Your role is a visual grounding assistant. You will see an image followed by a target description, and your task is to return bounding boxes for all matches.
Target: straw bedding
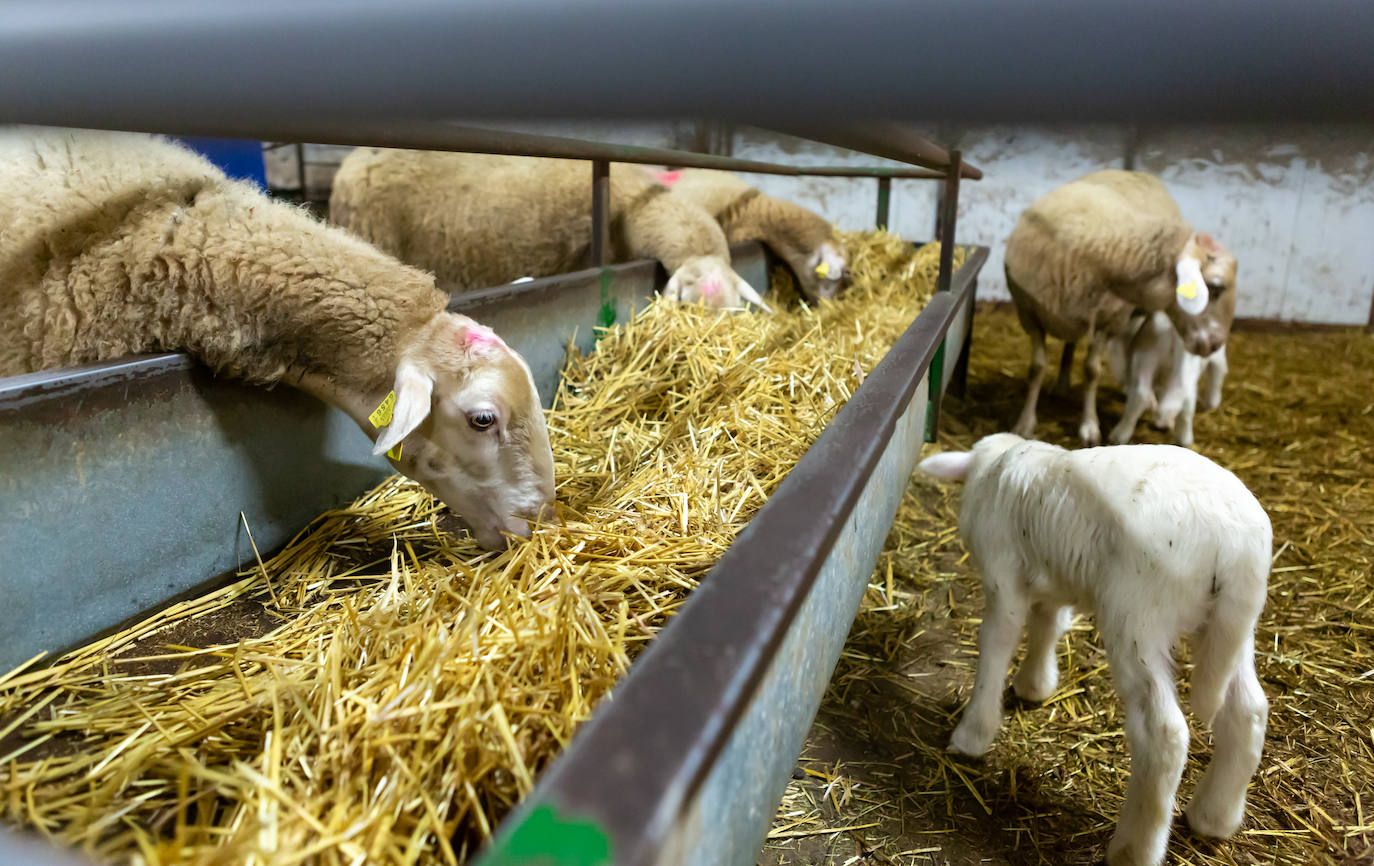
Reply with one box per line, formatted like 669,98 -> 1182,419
0,234 -> 960,865
762,309 -> 1373,866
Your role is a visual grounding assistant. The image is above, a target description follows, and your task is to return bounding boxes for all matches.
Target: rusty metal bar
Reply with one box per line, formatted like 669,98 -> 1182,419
776,123 -> 982,180
875,176 -> 891,229
936,150 -> 961,293
590,159 -> 610,267
0,114 -> 960,181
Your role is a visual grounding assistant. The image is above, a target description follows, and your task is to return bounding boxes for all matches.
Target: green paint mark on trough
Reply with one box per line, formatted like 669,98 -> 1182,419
480,804 -> 613,866
596,268 -> 617,334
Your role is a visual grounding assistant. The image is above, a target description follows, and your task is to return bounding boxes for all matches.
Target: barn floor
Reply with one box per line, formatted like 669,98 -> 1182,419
760,306 -> 1374,866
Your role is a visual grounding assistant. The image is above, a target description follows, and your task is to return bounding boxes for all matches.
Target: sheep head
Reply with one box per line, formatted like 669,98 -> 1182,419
372,313 -> 555,550
798,241 -> 850,301
663,256 -> 772,313
1165,232 -> 1237,358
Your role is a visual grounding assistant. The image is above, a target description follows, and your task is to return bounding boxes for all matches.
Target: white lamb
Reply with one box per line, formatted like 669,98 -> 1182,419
1108,311 -> 1229,447
919,434 -> 1270,866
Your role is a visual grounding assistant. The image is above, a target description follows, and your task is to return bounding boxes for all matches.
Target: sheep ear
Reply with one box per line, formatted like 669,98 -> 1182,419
662,270 -> 684,302
372,362 -> 433,457
917,450 -> 973,482
734,275 -> 773,313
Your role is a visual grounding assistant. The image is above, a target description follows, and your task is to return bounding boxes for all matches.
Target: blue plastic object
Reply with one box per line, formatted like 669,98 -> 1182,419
175,136 -> 267,189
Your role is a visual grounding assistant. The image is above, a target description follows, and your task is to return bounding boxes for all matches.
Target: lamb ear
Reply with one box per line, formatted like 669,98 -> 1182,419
372,362 -> 433,457
662,270 -> 684,302
734,275 -> 774,313
917,450 -> 973,482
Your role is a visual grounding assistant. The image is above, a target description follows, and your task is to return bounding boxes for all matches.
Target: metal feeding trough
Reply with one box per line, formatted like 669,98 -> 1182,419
474,244 -> 985,866
0,240 -> 985,866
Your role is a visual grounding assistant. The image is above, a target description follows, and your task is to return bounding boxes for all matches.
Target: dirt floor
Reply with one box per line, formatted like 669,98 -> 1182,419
760,306 -> 1374,866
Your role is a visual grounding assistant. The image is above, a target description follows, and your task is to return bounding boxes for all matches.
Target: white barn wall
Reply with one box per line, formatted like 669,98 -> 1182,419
732,124 -> 1374,325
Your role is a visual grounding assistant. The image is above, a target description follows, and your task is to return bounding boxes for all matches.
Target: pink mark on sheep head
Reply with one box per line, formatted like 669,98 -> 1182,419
663,256 -> 773,313
372,313 -> 555,550
461,323 -> 506,352
655,170 -> 683,187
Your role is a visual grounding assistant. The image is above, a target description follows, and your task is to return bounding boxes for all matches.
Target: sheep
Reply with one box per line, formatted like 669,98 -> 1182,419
918,433 -> 1270,866
1107,311 -> 1230,447
329,149 -> 770,311
650,167 -> 848,302
1004,169 -> 1238,447
0,126 -> 555,551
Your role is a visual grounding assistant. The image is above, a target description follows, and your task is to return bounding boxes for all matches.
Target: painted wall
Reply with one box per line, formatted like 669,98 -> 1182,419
266,123 -> 1374,325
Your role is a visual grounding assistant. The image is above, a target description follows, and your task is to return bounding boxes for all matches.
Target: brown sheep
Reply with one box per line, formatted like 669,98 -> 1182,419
651,167 -> 848,302
1004,169 -> 1238,447
0,126 -> 554,550
329,149 -> 770,311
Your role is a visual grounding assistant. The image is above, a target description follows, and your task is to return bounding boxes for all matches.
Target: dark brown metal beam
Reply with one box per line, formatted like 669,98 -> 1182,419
775,123 -> 983,180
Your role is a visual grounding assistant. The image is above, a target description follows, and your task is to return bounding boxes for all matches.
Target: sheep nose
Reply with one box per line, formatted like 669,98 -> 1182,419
700,279 -> 722,298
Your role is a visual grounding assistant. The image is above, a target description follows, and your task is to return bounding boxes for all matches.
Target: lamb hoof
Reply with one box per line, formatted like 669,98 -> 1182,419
947,722 -> 995,758
1107,423 -> 1134,446
1079,420 -> 1101,448
1012,671 -> 1057,704
1012,418 -> 1037,438
1105,833 -> 1163,866
1185,801 -> 1244,839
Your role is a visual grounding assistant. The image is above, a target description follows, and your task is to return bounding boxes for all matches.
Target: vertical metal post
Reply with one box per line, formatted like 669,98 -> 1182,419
936,150 -> 960,293
590,159 -> 610,267
1123,125 -> 1140,171
926,150 -> 962,439
294,142 -> 307,200
875,176 -> 891,229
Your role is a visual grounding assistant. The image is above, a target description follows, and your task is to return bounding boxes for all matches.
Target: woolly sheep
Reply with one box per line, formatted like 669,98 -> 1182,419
329,149 -> 770,311
651,167 -> 847,302
1107,311 -> 1229,447
0,126 -> 554,551
919,434 -> 1270,866
1005,170 -> 1238,447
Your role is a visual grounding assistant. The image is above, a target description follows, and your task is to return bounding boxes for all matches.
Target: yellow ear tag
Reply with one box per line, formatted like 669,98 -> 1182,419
369,391 -> 404,460
369,391 -> 396,427
1177,281 -> 1198,300
814,262 -> 830,278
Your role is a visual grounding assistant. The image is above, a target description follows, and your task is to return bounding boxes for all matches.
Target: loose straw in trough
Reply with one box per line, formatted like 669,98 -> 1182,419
0,235 -> 962,865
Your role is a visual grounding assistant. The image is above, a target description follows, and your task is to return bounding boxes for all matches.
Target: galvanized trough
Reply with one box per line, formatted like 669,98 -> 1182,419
0,242 -> 985,864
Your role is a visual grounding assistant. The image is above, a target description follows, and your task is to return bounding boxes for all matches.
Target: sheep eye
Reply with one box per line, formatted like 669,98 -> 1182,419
468,410 -> 497,431
1206,280 -> 1226,297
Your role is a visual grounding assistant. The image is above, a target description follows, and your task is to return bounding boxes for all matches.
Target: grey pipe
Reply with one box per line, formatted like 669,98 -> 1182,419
1,0 -> 1370,129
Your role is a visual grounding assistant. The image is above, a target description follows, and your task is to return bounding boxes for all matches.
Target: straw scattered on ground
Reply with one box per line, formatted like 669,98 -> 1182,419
0,234 -> 960,865
761,308 -> 1374,866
